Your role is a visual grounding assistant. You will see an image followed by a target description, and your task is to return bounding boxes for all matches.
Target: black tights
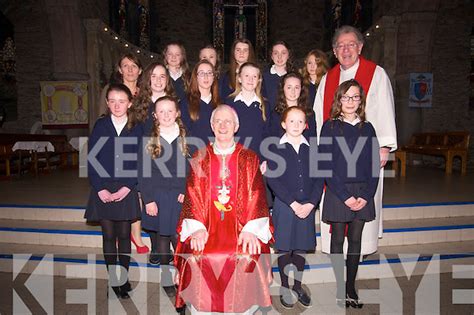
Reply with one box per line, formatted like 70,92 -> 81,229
148,231 -> 177,287
148,231 -> 177,263
329,220 -> 365,299
100,219 -> 131,287
277,251 -> 306,291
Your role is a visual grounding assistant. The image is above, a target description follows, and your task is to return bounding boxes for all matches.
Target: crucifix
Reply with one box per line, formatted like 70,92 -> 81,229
223,0 -> 258,39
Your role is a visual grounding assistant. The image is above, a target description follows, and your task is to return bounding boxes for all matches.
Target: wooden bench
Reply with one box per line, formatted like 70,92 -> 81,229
401,131 -> 470,175
0,134 -> 78,177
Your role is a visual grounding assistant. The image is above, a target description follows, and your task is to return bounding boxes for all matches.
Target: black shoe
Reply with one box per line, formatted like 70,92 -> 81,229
119,289 -> 130,299
122,281 -> 132,292
163,285 -> 177,297
149,254 -> 160,265
346,294 -> 363,308
279,287 -> 296,309
293,286 -> 312,307
108,286 -> 121,299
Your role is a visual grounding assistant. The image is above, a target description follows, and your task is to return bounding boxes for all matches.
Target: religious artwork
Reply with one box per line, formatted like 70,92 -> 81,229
213,0 -> 267,63
409,73 -> 433,108
40,81 -> 89,128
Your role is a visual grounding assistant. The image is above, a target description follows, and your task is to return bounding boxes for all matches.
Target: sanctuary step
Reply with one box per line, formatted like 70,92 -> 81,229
0,216 -> 473,250
1,201 -> 473,222
0,242 -> 472,285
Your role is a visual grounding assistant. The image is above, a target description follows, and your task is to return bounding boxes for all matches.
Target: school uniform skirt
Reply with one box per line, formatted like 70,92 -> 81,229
321,182 -> 375,223
272,197 -> 316,252
141,188 -> 182,236
84,181 -> 141,222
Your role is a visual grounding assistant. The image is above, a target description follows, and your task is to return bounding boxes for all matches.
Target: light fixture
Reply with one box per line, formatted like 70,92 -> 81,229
366,32 -> 370,37
104,27 -> 108,32
114,36 -> 118,40
124,43 -> 129,47
136,50 -> 141,54
375,25 -> 380,29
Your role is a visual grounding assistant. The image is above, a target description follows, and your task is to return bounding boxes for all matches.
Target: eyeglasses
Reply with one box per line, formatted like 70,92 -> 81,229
212,119 -> 234,126
335,42 -> 359,51
197,71 -> 214,78
340,95 -> 361,102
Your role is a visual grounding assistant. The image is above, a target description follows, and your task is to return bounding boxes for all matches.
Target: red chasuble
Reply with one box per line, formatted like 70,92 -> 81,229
323,56 -> 377,121
174,143 -> 272,313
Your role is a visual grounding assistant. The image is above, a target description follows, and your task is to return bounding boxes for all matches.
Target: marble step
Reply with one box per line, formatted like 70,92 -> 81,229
0,216 -> 473,251
0,242 -> 473,285
0,201 -> 473,223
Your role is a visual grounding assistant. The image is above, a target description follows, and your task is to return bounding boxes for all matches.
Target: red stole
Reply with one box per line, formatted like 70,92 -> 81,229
206,150 -> 239,253
323,56 -> 377,121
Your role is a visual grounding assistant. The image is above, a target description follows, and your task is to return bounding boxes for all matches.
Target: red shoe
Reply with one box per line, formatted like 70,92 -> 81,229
131,234 -> 149,254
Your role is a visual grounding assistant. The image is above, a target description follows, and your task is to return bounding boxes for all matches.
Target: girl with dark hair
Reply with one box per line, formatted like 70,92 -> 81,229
180,60 -> 220,149
300,49 -> 329,108
269,72 -> 316,140
134,62 -> 176,132
85,83 -> 143,299
98,53 -> 143,117
262,40 -> 295,110
319,79 -> 380,309
199,44 -> 220,79
219,38 -> 256,100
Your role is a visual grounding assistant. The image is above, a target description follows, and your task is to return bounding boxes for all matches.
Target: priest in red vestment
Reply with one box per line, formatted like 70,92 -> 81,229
174,104 -> 272,314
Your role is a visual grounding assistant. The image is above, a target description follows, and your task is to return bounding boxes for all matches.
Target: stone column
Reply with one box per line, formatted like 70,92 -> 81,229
44,0 -> 89,80
395,1 -> 440,146
83,19 -> 102,132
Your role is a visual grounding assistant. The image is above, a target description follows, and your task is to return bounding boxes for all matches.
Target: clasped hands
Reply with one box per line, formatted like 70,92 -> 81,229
144,194 -> 184,216
290,201 -> 314,219
97,187 -> 131,203
344,196 -> 367,211
189,229 -> 261,255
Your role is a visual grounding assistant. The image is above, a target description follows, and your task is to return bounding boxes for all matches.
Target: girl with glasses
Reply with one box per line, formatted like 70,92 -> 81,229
319,79 -> 380,309
180,60 -> 220,150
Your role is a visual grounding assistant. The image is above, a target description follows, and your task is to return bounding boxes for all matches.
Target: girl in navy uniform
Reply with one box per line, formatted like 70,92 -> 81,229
134,62 -> 177,133
225,62 -> 268,160
262,41 -> 295,110
219,39 -> 256,100
180,60 -> 220,151
269,72 -> 316,140
163,41 -> 190,101
199,45 -> 220,80
138,96 -> 189,290
300,49 -> 329,109
85,84 -> 143,299
319,79 -> 380,308
266,106 -> 323,308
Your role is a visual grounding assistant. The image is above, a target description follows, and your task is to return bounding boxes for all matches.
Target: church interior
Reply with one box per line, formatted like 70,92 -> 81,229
0,0 -> 473,314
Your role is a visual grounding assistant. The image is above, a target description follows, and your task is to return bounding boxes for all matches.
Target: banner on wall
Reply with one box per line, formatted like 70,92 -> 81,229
409,73 -> 433,108
40,81 -> 89,129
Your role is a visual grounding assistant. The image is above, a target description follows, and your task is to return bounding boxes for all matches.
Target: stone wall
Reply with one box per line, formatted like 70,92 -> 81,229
0,0 -> 53,133
150,0 -> 212,63
267,0 -> 326,67
424,1 -> 473,167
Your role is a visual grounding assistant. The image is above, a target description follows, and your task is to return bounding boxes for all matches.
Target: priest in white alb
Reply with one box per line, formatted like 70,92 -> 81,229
314,25 -> 397,255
